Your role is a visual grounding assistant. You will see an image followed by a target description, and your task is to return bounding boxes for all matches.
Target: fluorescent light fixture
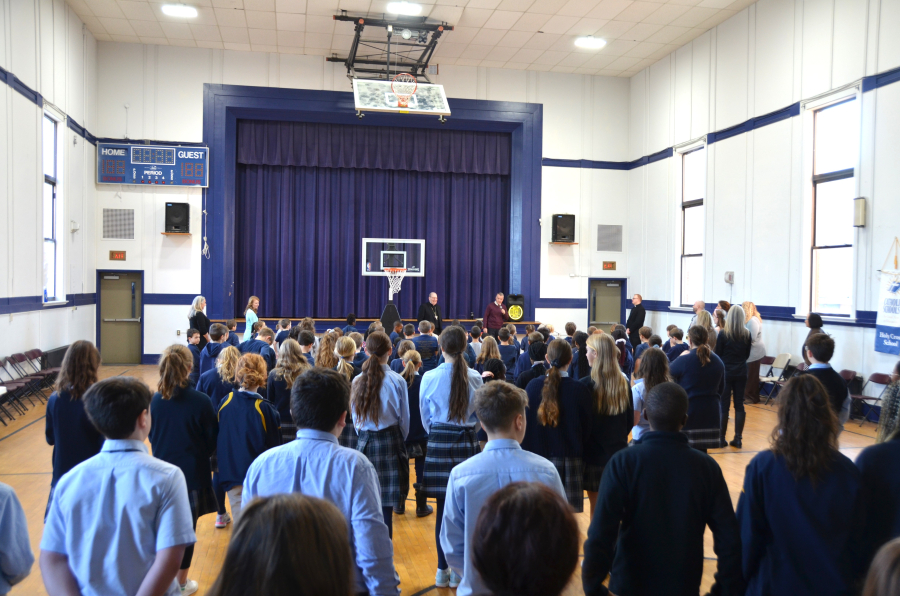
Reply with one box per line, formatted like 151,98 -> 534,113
386,1 -> 422,16
161,4 -> 198,18
574,36 -> 606,49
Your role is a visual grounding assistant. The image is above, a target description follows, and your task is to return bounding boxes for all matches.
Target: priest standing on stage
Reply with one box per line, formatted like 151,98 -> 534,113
417,292 -> 443,334
483,292 -> 509,339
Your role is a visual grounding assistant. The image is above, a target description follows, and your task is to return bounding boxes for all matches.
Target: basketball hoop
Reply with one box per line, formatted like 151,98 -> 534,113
384,268 -> 407,301
391,73 -> 417,108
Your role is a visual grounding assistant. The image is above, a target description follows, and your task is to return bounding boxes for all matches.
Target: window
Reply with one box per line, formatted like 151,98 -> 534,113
42,115 -> 58,302
680,147 -> 705,306
811,99 -> 858,315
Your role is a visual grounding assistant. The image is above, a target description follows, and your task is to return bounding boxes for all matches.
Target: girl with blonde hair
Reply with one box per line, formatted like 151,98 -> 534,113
742,301 -> 766,404
150,344 -> 219,593
695,309 -> 717,351
334,336 -> 362,449
475,336 -> 501,371
580,333 -> 632,514
267,339 -> 311,444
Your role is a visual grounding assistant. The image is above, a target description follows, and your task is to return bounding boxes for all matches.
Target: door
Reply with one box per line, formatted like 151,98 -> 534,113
99,272 -> 142,364
589,280 -> 622,329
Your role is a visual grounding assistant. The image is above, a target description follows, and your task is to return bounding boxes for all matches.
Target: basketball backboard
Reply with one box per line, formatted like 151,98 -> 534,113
353,79 -> 451,116
361,238 -> 425,276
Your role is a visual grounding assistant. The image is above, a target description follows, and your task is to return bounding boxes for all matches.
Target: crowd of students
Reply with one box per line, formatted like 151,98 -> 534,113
2,295 -> 900,596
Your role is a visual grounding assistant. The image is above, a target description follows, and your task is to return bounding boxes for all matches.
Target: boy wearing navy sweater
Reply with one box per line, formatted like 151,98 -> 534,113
582,382 -> 742,596
666,328 -> 689,361
274,319 -> 291,349
239,327 -> 276,372
41,377 -> 195,596
187,329 -> 201,385
497,328 -> 518,381
225,319 -> 241,347
342,314 -> 359,337
199,324 -> 229,377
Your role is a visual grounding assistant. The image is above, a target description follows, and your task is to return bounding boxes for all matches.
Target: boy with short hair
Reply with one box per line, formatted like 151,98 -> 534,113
225,319 -> 241,347
582,382 -> 742,596
351,332 -> 368,367
649,334 -> 663,348
496,328 -> 518,381
662,324 -> 677,355
389,321 -> 403,346
343,314 -> 358,337
240,327 -> 277,372
667,328 -> 688,361
804,333 -> 851,431
41,377 -> 196,596
296,330 -> 316,364
564,322 -> 577,345
199,323 -> 229,376
520,324 -> 536,354
587,326 -> 598,335
414,321 -> 441,373
469,326 -> 483,359
441,381 -> 565,596
187,328 -> 201,384
274,319 -> 291,349
634,326 -> 653,361
242,369 -> 400,596
393,324 -> 417,362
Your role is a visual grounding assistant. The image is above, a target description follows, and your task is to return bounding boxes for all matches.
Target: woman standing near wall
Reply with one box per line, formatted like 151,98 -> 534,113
802,313 -> 825,365
189,296 -> 211,350
242,296 -> 260,342
715,306 -> 753,448
743,301 -> 766,405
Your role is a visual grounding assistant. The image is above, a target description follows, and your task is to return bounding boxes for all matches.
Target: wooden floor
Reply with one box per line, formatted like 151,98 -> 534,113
0,365 -> 878,596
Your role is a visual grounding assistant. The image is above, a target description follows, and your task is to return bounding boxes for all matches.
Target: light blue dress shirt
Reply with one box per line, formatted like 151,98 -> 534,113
420,362 -> 484,432
0,482 -> 32,594
352,364 -> 410,438
40,439 -> 196,596
440,439 -> 566,596
242,429 -> 400,596
631,380 -> 651,441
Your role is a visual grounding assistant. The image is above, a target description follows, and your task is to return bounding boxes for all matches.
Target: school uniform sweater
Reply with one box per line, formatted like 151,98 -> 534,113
196,368 -> 237,410
582,431 -> 742,596
579,377 -> 633,470
226,331 -> 241,347
805,365 -> 850,418
521,375 -> 593,461
198,341 -> 226,377
497,345 -> 518,380
515,363 -> 545,390
216,390 -> 282,490
239,338 -> 276,372
266,370 -> 294,427
667,342 -> 689,361
856,437 -> 900,568
45,390 -> 105,487
188,344 -> 201,382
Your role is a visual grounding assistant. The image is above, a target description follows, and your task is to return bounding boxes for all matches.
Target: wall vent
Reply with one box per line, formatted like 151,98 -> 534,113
102,208 -> 135,240
596,224 -> 623,252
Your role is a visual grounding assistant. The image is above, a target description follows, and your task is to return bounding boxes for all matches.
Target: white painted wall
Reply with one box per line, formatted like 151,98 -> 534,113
626,0 -> 899,381
0,0 -> 97,356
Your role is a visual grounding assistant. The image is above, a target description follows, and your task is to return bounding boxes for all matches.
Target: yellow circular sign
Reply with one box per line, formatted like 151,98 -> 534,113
508,304 -> 523,321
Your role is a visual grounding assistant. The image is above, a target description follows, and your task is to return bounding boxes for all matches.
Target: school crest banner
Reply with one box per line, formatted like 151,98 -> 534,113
875,237 -> 900,355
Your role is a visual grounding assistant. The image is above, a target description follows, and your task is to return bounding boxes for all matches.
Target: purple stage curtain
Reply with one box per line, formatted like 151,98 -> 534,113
234,121 -> 511,320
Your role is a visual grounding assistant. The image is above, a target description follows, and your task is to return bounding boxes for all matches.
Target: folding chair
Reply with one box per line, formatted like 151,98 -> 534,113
22,349 -> 56,394
850,373 -> 892,426
758,356 -> 776,377
0,359 -> 33,413
2,356 -> 45,405
839,369 -> 857,386
760,353 -> 792,404
28,348 -> 60,380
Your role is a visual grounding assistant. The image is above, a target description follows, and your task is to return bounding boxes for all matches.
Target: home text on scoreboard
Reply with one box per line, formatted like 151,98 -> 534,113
97,143 -> 209,187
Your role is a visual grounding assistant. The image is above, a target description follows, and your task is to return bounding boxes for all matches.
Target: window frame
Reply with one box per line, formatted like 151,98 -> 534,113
808,98 -> 857,317
42,113 -> 60,303
679,145 -> 706,308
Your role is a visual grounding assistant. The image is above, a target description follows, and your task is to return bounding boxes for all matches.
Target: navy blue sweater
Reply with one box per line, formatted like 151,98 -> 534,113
188,344 -> 202,382
266,370 -> 293,424
148,386 -> 218,494
667,342 -> 689,361
239,338 -> 276,372
405,374 -> 427,444
521,376 -> 593,460
199,341 -> 226,377
45,390 -> 105,487
413,335 -> 441,373
275,330 -> 290,346
196,368 -> 238,410
737,450 -> 865,596
856,437 -> 900,567
216,390 -> 282,490
498,345 -> 518,380
669,349 -> 725,431
226,331 -> 241,347
579,377 -> 633,469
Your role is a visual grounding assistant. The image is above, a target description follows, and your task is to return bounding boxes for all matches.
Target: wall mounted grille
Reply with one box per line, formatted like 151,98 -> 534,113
102,208 -> 134,240
597,225 -> 623,252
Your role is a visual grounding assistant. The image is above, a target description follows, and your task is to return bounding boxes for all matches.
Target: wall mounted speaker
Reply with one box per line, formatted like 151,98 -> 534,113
165,202 -> 190,233
551,214 -> 575,242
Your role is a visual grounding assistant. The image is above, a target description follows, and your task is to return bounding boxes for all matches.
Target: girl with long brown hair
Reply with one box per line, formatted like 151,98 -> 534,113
736,374 -> 864,596
578,333 -> 633,515
350,331 -> 410,538
668,325 -> 725,452
419,325 -> 484,587
149,344 -> 219,594
45,340 -> 103,514
630,346 -> 670,441
315,331 -> 339,369
520,338 -> 593,512
267,339 -> 311,444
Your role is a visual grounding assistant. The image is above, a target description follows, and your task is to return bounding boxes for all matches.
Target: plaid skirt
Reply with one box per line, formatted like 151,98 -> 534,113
583,463 -> 605,493
548,456 -> 585,512
422,423 -> 481,498
357,425 -> 409,506
339,422 -> 358,450
682,428 -> 721,450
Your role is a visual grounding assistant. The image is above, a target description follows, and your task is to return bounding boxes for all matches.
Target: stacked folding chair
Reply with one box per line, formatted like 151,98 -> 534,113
760,353 -> 792,404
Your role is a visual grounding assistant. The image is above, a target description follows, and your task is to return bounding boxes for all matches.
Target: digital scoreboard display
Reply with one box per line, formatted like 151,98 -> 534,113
97,143 -> 209,187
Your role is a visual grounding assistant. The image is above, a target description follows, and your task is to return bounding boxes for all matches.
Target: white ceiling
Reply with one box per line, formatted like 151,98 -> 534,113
68,0 -> 757,78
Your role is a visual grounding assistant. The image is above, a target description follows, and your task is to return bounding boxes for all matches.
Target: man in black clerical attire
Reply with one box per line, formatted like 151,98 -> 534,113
625,293 -> 646,350
417,292 -> 443,334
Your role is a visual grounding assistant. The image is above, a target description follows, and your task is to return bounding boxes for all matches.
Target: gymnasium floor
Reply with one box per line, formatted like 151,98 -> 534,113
0,365 -> 878,596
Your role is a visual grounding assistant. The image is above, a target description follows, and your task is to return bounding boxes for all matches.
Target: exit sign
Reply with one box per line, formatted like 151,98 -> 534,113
603,261 -> 616,270
109,251 -> 126,261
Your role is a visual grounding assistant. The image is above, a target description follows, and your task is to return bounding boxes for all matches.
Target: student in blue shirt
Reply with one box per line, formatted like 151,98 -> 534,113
274,319 -> 291,350
420,326 -> 484,588
350,332 -> 410,536
0,482 -> 33,594
199,323 -> 229,377
44,340 -> 104,517
352,336 -> 369,368
239,327 -> 276,373
390,340 -> 414,373
497,328 -> 519,380
516,341 -> 548,390
389,320 -> 403,346
267,339 -> 312,444
515,332 -> 543,379
224,319 -> 241,348
217,353 -> 282,521
413,320 -> 441,373
628,347 -> 669,444
150,345 -> 219,596
392,325 -> 416,362
571,330 -> 588,381
186,328 -> 201,385
667,327 -> 689,361
441,381 -> 565,596
242,368 -> 401,596
737,374 -> 866,596
633,326 -> 653,362
334,337 -> 363,450
342,314 -> 359,337
40,376 -> 196,596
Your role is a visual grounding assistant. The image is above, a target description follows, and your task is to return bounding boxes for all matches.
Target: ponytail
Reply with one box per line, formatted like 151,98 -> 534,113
539,339 -> 572,428
401,349 -> 422,387
440,327 -> 471,423
689,326 -> 711,366
335,358 -> 354,381
350,332 -> 391,426
334,336 -> 357,381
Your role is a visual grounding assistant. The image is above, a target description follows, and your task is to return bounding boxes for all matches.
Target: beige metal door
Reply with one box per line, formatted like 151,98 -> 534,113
590,280 -> 622,328
99,272 -> 142,364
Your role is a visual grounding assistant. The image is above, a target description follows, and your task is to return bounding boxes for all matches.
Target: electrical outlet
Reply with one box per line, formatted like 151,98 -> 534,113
176,329 -> 181,336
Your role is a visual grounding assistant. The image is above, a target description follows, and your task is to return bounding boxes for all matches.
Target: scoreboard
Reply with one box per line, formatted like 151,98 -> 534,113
97,143 -> 209,187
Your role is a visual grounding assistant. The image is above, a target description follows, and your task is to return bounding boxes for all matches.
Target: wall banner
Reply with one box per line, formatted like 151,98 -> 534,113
875,237 -> 900,355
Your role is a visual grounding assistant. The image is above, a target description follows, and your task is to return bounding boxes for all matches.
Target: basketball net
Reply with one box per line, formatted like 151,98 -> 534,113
391,73 -> 417,108
385,268 -> 406,301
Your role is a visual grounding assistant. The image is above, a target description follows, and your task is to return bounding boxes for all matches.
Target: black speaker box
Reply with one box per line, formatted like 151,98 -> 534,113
551,214 -> 575,242
507,294 -> 525,321
165,202 -> 190,233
